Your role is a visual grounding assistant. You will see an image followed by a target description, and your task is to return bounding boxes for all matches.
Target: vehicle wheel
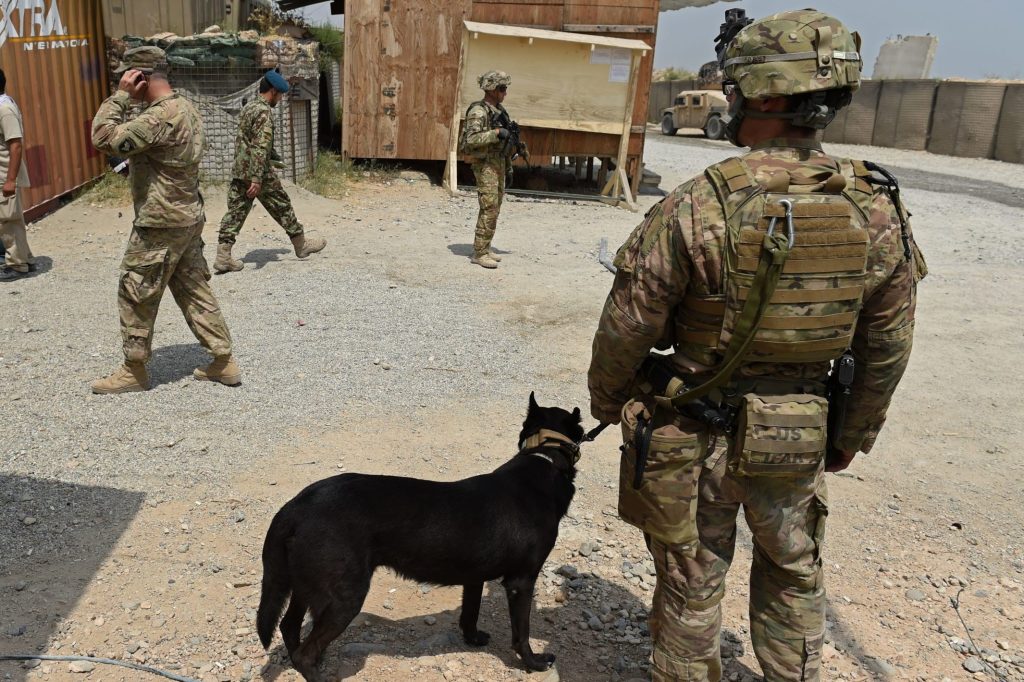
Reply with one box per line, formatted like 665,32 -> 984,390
704,115 -> 725,140
661,115 -> 678,136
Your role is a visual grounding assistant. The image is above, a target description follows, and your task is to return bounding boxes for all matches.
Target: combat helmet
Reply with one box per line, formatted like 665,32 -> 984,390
719,9 -> 862,143
478,70 -> 511,92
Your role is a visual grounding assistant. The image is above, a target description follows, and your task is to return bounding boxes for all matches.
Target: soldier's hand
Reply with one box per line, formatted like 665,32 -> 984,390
246,181 -> 262,199
118,69 -> 148,99
496,128 -> 510,140
825,449 -> 856,472
2,179 -> 15,197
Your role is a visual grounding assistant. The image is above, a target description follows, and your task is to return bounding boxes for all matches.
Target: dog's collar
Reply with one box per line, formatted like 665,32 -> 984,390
518,429 -> 581,469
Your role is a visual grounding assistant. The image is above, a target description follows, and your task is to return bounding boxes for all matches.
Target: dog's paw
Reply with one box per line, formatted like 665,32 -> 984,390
463,629 -> 491,647
523,652 -> 556,671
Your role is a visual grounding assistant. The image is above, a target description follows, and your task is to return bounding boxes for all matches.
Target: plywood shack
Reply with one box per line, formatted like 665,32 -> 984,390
449,22 -> 649,207
340,0 -> 658,179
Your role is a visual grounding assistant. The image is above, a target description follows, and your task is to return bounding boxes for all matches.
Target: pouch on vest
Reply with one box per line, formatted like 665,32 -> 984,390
618,399 -> 708,545
734,393 -> 828,477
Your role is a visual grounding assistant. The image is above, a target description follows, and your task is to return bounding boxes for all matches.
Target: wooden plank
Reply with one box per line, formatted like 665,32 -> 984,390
602,50 -> 640,210
563,24 -> 655,33
342,0 -> 381,158
462,20 -> 649,50
446,24 -> 470,193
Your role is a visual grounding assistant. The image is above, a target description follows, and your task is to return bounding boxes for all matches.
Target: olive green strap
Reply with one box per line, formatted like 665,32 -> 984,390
667,228 -> 791,409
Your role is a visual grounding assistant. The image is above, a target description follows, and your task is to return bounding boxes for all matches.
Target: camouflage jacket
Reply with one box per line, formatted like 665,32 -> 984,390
588,138 -> 927,454
92,91 -> 205,228
231,97 -> 283,182
462,100 -> 509,163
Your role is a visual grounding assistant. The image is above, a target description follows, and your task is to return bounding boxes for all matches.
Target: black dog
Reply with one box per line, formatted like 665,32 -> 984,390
256,393 -> 585,681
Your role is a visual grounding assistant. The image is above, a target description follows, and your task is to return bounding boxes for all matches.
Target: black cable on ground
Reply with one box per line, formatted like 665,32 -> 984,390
0,654 -> 201,682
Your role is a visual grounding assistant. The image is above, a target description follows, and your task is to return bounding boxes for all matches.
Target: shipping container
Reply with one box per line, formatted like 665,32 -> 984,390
101,0 -> 254,38
0,0 -> 108,221
340,0 -> 658,186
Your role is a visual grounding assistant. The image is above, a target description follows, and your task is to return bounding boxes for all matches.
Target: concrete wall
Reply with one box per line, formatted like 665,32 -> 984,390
872,35 -> 937,80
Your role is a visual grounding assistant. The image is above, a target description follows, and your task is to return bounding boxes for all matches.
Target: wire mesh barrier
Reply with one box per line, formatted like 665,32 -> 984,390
168,64 -> 318,183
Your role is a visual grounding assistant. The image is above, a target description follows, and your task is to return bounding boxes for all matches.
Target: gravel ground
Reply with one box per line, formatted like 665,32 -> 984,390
2,134 -> 1024,682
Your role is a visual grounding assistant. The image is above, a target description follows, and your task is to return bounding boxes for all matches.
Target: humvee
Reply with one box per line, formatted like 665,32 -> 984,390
660,89 -> 729,140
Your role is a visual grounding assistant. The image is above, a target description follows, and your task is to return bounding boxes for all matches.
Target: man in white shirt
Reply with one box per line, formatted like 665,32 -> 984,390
0,68 -> 34,281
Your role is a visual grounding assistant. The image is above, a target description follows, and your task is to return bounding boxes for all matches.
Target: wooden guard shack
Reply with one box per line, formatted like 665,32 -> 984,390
341,0 -> 659,192
449,22 -> 649,207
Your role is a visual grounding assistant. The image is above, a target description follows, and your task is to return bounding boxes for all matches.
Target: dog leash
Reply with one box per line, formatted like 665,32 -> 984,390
580,422 -> 610,443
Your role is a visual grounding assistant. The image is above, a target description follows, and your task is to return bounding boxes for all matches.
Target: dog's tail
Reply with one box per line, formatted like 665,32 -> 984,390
256,511 -> 293,649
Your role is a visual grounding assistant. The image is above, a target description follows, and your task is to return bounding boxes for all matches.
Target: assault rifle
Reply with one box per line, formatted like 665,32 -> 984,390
494,109 -> 531,186
714,8 -> 752,65
825,351 -> 855,468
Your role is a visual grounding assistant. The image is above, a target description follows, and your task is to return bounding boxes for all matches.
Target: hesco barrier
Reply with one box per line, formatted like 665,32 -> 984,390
929,81 -> 1006,158
994,84 -> 1024,164
1,0 -> 108,220
650,77 -> 1024,163
872,80 -> 936,151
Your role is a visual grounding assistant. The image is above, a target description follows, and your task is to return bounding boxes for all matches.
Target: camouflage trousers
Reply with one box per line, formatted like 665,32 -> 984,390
119,222 -> 233,363
218,176 -> 303,245
646,438 -> 828,682
472,158 -> 506,257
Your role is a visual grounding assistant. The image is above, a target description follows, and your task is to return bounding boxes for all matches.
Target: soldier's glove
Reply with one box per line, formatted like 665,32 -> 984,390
825,449 -> 857,472
496,128 -> 510,140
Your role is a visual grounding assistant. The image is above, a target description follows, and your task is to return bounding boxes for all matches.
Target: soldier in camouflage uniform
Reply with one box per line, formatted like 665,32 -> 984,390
91,46 -> 240,393
461,70 -> 518,269
588,11 -> 926,681
213,70 -> 326,273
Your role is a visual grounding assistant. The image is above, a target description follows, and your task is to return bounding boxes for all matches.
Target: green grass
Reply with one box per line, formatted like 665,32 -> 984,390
299,151 -> 401,200
80,172 -> 132,206
308,23 -> 343,73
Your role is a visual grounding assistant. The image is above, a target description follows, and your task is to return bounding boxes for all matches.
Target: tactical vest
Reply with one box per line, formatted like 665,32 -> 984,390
675,156 -> 875,366
458,100 -> 496,157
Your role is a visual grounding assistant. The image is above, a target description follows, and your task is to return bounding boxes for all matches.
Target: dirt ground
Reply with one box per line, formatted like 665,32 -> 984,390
2,134 -> 1023,682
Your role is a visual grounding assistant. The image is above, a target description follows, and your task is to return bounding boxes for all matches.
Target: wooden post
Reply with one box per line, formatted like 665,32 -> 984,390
601,51 -> 641,211
574,156 -> 582,179
586,156 -> 594,182
444,26 -> 470,195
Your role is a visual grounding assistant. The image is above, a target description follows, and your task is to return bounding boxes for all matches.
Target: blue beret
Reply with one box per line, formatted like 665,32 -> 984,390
264,70 -> 289,93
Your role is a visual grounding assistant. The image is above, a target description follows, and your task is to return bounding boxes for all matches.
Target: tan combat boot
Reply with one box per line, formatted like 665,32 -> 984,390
471,252 -> 499,269
488,249 -> 502,262
91,362 -> 150,394
290,233 -> 327,259
213,243 -> 244,273
193,355 -> 242,386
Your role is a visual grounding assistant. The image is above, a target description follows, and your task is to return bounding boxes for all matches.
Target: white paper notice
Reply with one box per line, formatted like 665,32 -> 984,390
590,47 -> 611,65
609,64 -> 630,83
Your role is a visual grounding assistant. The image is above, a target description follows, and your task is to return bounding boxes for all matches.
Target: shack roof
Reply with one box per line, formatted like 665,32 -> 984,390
463,20 -> 650,54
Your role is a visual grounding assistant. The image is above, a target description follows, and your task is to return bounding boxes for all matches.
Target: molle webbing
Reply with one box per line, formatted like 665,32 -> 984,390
687,156 -> 870,367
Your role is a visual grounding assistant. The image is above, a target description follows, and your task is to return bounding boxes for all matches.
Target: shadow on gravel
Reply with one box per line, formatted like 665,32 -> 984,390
0,475 -> 145,682
446,244 -> 511,259
446,243 -> 474,258
261,577 -> 653,682
241,248 -> 291,270
1,256 -> 53,282
149,343 -> 211,387
825,604 -> 891,679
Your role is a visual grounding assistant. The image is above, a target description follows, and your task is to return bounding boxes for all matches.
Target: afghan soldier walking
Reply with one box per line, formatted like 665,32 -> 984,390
588,10 -> 926,681
214,70 -> 326,273
91,47 -> 240,394
460,70 -> 519,269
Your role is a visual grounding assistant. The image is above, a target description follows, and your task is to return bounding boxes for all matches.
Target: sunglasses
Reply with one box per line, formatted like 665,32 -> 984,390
721,81 -> 737,97
496,85 -> 508,92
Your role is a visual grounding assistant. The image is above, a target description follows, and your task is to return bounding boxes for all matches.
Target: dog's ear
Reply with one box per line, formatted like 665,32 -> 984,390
572,407 -> 581,422
528,391 -> 539,412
